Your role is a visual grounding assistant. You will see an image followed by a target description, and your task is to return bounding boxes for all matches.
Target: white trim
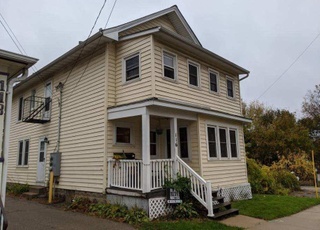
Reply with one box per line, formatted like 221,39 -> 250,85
119,27 -> 161,41
36,137 -> 47,183
187,60 -> 200,88
113,122 -> 134,145
162,49 -> 177,81
226,76 -> 235,99
107,98 -> 252,123
17,138 -> 30,167
122,52 -> 141,84
208,68 -> 220,94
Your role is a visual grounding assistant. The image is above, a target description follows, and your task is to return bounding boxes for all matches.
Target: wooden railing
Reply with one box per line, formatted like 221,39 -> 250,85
107,159 -> 142,190
150,159 -> 174,190
176,156 -> 214,217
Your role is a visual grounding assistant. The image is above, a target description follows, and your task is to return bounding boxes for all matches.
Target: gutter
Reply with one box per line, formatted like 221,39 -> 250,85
239,73 -> 250,81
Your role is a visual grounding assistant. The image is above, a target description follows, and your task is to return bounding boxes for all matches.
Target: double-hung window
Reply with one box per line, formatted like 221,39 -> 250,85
179,127 -> 189,158
209,70 -> 219,93
163,51 -> 176,80
207,125 -> 239,159
150,131 -> 157,156
227,78 -> 234,98
124,54 -> 140,82
116,127 -> 131,144
18,97 -> 24,121
188,62 -> 199,87
18,139 -> 29,166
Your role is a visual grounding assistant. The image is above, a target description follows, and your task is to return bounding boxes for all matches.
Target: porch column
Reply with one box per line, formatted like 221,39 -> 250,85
170,117 -> 178,178
142,111 -> 151,193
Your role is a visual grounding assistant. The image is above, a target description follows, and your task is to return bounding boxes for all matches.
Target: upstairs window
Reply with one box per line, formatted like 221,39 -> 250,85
227,79 -> 234,98
18,139 -> 29,166
124,54 -> 140,82
188,62 -> 199,87
163,51 -> 176,80
18,97 -> 24,121
209,70 -> 219,93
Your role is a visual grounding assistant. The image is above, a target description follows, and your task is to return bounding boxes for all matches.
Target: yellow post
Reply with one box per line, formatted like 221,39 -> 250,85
312,150 -> 319,198
48,171 -> 54,203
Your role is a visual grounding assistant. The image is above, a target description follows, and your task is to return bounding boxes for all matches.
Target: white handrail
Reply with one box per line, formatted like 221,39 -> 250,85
176,156 -> 214,217
150,159 -> 174,190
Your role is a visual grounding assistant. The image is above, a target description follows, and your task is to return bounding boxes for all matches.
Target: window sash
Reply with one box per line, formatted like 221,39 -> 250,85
166,129 -> 171,159
18,139 -> 29,166
116,127 -> 131,143
227,79 -> 234,97
24,140 -> 29,165
188,64 -> 198,86
210,72 -> 218,92
163,52 -> 175,79
207,127 -> 217,158
18,97 -> 23,121
150,131 -> 157,156
219,128 -> 228,158
229,130 -> 238,158
125,55 -> 139,81
18,141 -> 23,165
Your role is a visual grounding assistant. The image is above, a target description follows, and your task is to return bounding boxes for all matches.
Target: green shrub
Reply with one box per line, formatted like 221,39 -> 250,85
68,197 -> 92,212
124,207 -> 149,224
7,183 -> 29,195
163,175 -> 192,201
172,202 -> 199,219
247,158 -> 264,193
272,170 -> 300,191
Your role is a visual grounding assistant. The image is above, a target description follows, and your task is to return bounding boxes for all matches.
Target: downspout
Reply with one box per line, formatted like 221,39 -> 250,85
239,73 -> 249,81
55,82 -> 64,152
1,69 -> 29,206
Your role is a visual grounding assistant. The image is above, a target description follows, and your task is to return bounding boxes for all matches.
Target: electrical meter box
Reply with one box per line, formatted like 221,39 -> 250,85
50,152 -> 61,176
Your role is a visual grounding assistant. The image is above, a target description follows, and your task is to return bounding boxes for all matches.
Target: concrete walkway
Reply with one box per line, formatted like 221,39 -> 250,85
5,197 -> 134,230
221,204 -> 320,230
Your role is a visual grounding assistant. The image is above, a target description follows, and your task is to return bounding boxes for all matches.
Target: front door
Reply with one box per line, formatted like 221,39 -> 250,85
36,139 -> 46,182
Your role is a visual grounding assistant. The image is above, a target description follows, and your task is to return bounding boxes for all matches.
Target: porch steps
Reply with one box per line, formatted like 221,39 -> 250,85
210,190 -> 239,219
22,185 -> 46,199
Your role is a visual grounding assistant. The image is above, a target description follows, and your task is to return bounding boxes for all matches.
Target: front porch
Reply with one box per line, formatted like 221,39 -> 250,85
107,102 -> 215,217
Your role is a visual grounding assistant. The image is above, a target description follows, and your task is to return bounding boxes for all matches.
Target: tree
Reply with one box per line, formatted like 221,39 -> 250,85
243,101 -> 312,166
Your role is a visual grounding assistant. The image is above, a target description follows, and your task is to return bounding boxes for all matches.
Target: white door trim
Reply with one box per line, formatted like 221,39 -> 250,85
36,137 -> 47,183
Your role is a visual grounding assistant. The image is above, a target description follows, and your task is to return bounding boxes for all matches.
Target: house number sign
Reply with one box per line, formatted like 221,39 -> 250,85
167,188 -> 182,204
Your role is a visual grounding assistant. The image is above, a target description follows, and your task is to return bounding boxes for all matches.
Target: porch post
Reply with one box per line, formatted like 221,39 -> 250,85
170,117 -> 178,178
142,110 -> 151,193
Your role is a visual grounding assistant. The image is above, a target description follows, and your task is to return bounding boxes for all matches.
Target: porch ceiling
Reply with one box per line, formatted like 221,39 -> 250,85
107,97 -> 252,123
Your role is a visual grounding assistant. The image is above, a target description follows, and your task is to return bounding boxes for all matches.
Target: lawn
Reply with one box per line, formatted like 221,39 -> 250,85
233,194 -> 320,220
140,219 -> 242,230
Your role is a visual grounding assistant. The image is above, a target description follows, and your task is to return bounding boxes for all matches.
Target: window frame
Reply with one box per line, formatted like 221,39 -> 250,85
226,77 -> 235,99
18,96 -> 24,121
178,126 -> 191,160
208,69 -> 219,94
206,123 -> 240,160
187,60 -> 200,88
114,122 -> 134,145
162,50 -> 177,81
17,139 -> 30,167
122,53 -> 141,84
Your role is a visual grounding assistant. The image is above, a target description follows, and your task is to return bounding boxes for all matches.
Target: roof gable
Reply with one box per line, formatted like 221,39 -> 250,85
103,5 -> 202,46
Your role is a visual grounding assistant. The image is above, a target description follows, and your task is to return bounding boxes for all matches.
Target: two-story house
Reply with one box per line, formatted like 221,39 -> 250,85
8,6 -> 251,218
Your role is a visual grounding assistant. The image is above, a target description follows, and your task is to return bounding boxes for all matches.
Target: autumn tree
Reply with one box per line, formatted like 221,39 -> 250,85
243,101 -> 312,166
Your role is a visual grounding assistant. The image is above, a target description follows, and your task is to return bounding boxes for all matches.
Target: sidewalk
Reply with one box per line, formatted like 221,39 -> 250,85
220,204 -> 320,230
6,196 -> 134,230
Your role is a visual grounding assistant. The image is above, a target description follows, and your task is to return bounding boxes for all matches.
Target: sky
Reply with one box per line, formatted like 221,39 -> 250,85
1,0 -> 320,117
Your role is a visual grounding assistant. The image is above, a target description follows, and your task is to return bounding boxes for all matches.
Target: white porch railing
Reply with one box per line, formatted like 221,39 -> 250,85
150,159 -> 174,190
176,156 -> 214,217
107,159 -> 142,190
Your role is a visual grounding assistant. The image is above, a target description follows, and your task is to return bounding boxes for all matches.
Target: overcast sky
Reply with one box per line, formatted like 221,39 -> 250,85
1,0 -> 320,117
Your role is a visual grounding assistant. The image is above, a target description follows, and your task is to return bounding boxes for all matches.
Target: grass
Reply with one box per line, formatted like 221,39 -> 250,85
140,219 -> 242,230
233,194 -> 320,220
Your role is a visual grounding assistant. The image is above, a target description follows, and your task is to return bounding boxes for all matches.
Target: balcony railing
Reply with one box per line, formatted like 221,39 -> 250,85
23,96 -> 51,124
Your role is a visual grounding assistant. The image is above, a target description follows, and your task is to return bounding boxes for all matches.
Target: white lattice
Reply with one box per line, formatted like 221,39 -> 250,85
148,197 -> 173,219
219,183 -> 252,202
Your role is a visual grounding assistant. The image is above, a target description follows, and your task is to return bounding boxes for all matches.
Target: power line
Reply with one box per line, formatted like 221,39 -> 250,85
257,31 -> 320,100
63,0 -> 118,103
0,19 -> 24,55
104,0 -> 118,29
63,0 -> 107,86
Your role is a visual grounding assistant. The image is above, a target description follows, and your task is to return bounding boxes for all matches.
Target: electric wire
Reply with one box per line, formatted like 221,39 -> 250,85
104,0 -> 118,29
257,31 -> 320,100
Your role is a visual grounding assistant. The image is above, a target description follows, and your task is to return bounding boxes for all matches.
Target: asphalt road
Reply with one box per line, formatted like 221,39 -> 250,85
5,197 -> 135,230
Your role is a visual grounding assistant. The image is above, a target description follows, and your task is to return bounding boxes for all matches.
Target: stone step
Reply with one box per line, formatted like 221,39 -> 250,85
29,186 -> 46,195
211,208 -> 239,219
22,192 -> 39,199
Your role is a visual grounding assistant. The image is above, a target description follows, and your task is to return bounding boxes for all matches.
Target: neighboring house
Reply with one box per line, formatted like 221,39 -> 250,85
7,6 -> 252,218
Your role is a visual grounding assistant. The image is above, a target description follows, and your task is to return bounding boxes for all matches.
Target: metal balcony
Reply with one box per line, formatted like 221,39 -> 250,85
22,96 -> 51,124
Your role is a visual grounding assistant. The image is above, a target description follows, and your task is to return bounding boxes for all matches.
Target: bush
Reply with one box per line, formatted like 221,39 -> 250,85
272,170 -> 300,191
163,175 -> 192,201
172,202 -> 199,219
124,207 -> 149,224
7,183 -> 29,195
68,197 -> 92,212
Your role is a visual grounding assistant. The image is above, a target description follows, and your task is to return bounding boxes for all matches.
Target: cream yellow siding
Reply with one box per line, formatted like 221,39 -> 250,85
114,36 -> 153,106
8,48 -> 106,193
119,15 -> 177,37
198,115 -> 248,188
154,39 -> 242,116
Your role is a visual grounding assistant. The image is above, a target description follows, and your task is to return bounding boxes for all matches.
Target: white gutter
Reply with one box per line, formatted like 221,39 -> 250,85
1,68 -> 29,206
